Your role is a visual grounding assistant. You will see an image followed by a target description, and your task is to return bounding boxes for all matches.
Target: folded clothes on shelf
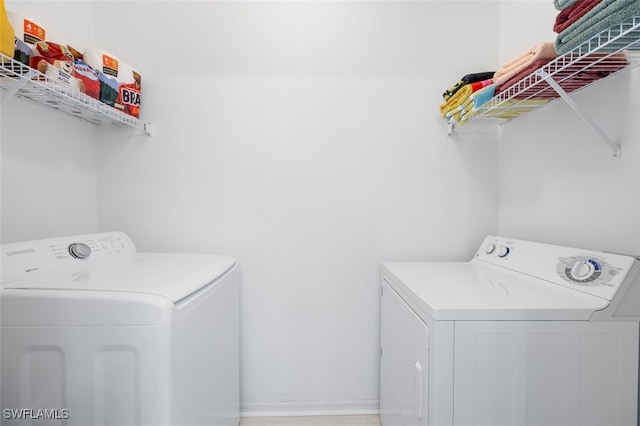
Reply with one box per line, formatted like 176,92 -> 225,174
554,0 -> 603,33
440,83 -> 496,125
441,1 -> 638,128
440,78 -> 493,121
554,0 -> 581,11
442,71 -> 495,101
493,42 -> 558,87
457,84 -> 497,124
495,58 -> 555,96
555,0 -> 640,54
496,53 -> 627,98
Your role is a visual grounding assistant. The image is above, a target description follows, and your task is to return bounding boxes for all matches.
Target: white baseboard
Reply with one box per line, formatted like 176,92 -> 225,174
240,400 -> 379,417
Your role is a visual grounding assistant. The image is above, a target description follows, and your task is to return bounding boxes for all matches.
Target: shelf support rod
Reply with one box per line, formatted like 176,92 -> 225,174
0,76 -> 29,105
447,119 -> 455,136
540,72 -> 621,159
143,122 -> 153,136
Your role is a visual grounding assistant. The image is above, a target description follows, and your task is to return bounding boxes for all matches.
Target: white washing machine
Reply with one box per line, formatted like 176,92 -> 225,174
0,231 -> 239,426
380,235 -> 640,426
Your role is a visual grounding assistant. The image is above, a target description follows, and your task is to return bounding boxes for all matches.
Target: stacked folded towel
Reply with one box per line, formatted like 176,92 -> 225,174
554,0 -> 581,10
440,42 -> 558,125
495,52 -> 627,97
440,74 -> 496,124
494,42 -> 559,88
442,71 -> 494,101
439,2 -> 637,126
554,0 -> 603,33
495,58 -> 555,96
554,0 -> 640,54
458,84 -> 497,124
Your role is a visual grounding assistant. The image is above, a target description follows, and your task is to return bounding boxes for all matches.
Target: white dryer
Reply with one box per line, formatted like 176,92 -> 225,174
0,232 -> 239,426
380,235 -> 640,426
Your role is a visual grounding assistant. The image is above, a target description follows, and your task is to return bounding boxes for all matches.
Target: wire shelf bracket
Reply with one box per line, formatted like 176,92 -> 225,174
540,70 -> 621,159
0,71 -> 29,104
445,16 -> 640,159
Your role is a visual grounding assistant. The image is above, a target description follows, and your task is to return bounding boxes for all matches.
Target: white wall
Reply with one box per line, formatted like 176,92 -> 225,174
7,0 -> 638,417
2,0 -> 638,416
1,1 -> 98,243
95,1 -> 499,414
496,3 -> 640,256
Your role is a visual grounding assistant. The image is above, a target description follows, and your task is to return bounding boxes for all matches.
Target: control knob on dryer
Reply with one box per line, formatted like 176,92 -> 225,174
68,243 -> 91,259
569,260 -> 596,281
497,245 -> 510,258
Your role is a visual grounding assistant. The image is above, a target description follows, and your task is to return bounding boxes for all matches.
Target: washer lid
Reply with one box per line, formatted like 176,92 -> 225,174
3,253 -> 236,303
381,261 -> 610,321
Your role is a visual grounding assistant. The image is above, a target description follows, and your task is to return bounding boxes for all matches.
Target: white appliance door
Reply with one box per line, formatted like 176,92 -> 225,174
380,279 -> 429,426
453,321 -> 639,426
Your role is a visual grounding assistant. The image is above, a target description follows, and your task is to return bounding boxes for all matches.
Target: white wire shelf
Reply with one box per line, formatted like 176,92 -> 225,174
468,16 -> 640,125
0,53 -> 151,135
447,15 -> 640,159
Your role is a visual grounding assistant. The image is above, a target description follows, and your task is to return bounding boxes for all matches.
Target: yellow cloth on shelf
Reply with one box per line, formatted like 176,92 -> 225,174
0,0 -> 15,58
448,97 -> 474,124
455,84 -> 497,124
439,84 -> 472,119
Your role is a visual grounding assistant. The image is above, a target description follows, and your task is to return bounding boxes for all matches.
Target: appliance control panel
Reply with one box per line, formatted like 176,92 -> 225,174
474,235 -> 637,301
1,232 -> 136,282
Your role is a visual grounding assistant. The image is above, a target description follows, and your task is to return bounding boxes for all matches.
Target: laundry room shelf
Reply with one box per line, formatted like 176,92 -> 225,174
0,53 -> 151,135
449,15 -> 640,159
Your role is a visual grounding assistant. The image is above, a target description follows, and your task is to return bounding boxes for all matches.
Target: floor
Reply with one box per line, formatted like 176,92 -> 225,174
240,415 -> 381,426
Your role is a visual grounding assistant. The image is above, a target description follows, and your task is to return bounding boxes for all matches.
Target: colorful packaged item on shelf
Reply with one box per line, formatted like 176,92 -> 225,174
83,48 -> 122,108
66,46 -> 100,100
115,62 -> 141,118
6,11 -> 46,66
29,41 -> 81,92
71,60 -> 100,100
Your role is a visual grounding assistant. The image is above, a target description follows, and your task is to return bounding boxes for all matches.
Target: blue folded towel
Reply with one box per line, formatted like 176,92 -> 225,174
471,84 -> 497,110
457,84 -> 497,124
555,0 -> 640,54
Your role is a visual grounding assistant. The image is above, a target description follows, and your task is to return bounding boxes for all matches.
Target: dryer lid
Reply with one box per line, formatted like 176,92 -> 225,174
382,235 -> 640,321
382,261 -> 610,321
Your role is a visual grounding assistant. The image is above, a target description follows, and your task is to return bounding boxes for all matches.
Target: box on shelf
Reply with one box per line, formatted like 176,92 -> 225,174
30,41 -> 84,93
84,48 -> 123,108
66,46 -> 100,100
115,62 -> 141,118
6,11 -> 46,67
